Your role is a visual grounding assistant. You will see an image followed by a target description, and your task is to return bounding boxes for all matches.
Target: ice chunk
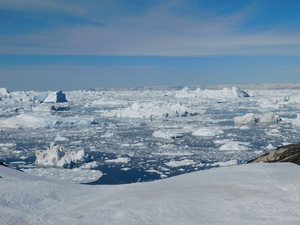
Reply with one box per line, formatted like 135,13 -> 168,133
105,157 -> 131,163
165,159 -> 196,167
35,143 -> 92,168
234,112 -> 281,125
33,94 -> 48,103
219,141 -> 248,151
152,130 -> 183,139
54,135 -> 69,142
0,87 -> 10,98
211,160 -> 238,167
192,127 -> 224,137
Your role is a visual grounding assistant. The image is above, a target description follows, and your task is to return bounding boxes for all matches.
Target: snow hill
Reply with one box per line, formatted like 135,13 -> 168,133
1,163 -> 300,225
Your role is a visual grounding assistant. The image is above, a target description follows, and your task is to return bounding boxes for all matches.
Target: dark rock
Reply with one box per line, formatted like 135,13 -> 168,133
0,161 -> 23,172
248,142 -> 300,165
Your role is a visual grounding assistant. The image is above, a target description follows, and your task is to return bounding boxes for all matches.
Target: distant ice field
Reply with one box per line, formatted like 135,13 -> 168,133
1,86 -> 300,184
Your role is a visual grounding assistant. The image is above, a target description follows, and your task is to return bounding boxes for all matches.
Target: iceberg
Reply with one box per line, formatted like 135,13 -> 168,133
0,87 -> 10,96
100,101 -> 201,119
44,90 -> 68,103
175,86 -> 250,99
192,127 -> 224,137
35,143 -> 92,168
0,113 -> 95,129
234,112 -> 281,125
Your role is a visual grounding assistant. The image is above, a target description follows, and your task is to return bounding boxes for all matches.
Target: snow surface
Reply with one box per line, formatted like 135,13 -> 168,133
1,163 -> 300,224
24,167 -> 102,183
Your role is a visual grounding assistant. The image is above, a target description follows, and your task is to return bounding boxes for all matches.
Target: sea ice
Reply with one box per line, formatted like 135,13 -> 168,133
105,157 -> 131,163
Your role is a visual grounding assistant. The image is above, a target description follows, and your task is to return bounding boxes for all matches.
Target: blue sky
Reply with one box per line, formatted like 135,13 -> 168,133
1,0 -> 300,91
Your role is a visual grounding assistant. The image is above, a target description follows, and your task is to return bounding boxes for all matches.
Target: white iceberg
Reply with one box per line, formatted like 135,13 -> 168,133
44,91 -> 68,103
100,101 -> 201,119
176,86 -> 250,99
105,157 -> 131,164
0,87 -> 10,98
0,113 -> 95,129
192,127 -> 224,137
35,143 -> 92,168
292,114 -> 300,127
0,113 -> 57,129
219,141 -> 248,151
234,112 -> 281,125
165,159 -> 196,167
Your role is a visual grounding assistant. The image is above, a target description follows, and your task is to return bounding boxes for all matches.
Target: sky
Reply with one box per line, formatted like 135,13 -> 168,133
1,0 -> 300,91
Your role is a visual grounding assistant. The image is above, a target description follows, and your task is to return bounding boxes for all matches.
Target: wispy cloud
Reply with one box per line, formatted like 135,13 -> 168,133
1,0 -> 300,56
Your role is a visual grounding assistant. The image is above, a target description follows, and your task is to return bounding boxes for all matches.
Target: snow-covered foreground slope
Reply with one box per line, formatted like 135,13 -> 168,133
1,163 -> 300,225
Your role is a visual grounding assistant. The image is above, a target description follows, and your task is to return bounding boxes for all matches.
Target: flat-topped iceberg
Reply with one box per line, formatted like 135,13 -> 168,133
0,113 -> 95,129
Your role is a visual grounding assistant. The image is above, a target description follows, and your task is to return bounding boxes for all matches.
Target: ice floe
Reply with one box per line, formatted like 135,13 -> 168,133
105,157 -> 131,163
0,113 -> 95,129
152,130 -> 183,139
192,127 -> 224,137
165,159 -> 196,167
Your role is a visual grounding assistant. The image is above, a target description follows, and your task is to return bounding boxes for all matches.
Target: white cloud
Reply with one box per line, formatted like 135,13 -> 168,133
1,0 -> 300,56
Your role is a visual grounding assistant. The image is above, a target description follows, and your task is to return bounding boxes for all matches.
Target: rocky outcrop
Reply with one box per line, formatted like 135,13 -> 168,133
249,142 -> 300,165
